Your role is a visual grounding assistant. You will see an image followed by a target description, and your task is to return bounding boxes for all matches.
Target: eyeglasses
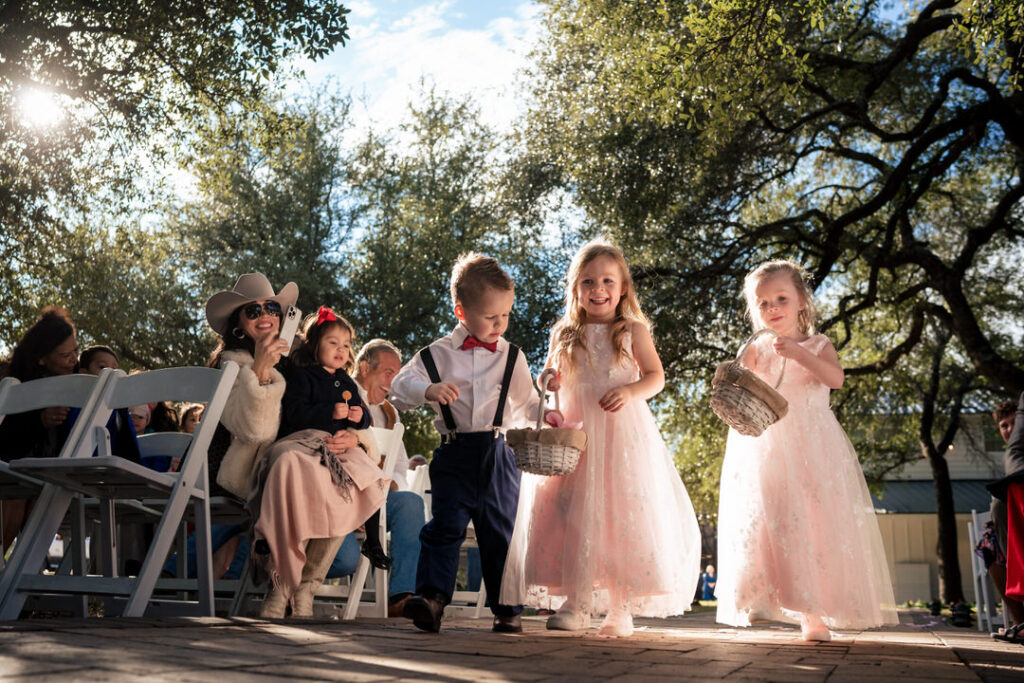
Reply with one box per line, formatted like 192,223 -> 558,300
242,301 -> 282,320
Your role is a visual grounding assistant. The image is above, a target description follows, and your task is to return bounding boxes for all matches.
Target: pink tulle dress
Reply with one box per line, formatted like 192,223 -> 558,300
715,333 -> 898,629
501,324 -> 701,617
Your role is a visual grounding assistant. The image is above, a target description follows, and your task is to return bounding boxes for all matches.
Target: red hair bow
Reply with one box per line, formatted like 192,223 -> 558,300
316,306 -> 338,326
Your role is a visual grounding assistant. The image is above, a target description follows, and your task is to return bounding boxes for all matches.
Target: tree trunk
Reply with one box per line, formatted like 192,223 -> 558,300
925,447 -> 964,603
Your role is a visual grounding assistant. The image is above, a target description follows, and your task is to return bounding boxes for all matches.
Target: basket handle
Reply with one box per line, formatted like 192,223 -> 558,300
536,368 -> 560,428
734,329 -> 786,390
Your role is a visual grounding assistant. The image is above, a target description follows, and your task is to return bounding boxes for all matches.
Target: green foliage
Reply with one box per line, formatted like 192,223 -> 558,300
2,1 -> 351,354
172,86 -> 353,316
519,0 -> 1024,530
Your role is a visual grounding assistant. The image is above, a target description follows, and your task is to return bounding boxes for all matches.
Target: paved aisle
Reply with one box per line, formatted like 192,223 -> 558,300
0,611 -> 1022,681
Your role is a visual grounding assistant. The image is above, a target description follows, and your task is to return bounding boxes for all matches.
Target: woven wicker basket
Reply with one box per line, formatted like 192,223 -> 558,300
710,329 -> 789,436
507,369 -> 586,476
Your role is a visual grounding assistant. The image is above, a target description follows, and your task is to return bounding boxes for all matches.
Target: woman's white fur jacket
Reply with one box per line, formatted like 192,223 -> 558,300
214,349 -> 286,497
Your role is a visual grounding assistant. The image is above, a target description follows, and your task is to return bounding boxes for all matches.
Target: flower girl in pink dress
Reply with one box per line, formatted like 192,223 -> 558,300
716,261 -> 897,641
501,239 -> 701,637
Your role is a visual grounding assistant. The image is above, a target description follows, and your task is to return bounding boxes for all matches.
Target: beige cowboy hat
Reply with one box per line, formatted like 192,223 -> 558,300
205,273 -> 299,337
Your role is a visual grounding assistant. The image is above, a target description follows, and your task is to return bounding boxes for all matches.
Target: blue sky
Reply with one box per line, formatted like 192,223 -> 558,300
292,1 -> 541,134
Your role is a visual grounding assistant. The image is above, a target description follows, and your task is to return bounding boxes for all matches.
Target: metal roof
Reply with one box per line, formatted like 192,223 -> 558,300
871,480 -> 994,514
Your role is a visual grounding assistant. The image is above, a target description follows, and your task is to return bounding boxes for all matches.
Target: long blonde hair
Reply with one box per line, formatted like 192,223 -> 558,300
551,238 -> 650,374
743,260 -> 817,335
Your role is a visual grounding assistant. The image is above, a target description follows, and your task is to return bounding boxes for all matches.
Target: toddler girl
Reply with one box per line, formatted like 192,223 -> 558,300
279,307 -> 392,570
252,306 -> 391,617
715,261 -> 897,641
502,238 -> 701,637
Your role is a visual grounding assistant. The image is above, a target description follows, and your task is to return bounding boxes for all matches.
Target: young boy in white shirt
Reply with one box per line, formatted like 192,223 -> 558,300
390,253 -> 539,633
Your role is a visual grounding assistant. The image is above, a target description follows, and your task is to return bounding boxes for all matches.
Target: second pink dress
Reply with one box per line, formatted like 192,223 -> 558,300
715,333 -> 898,629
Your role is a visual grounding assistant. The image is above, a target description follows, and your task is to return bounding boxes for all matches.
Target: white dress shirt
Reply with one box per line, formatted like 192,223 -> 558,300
390,324 -> 540,435
355,380 -> 410,491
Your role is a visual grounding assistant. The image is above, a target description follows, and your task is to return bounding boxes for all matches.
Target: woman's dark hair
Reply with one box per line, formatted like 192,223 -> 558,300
208,307 -> 256,368
5,306 -> 76,381
149,401 -> 180,432
290,312 -> 356,372
79,345 -> 118,371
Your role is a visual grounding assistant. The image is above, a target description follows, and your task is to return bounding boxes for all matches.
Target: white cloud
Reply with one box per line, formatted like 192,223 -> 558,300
292,1 -> 542,137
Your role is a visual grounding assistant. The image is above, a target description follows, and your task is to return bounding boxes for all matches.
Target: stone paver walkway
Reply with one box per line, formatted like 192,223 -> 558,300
1,610 -> 1022,681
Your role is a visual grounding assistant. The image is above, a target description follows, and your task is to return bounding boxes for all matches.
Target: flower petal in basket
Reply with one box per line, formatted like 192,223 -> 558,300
536,427 -> 588,452
711,360 -> 789,425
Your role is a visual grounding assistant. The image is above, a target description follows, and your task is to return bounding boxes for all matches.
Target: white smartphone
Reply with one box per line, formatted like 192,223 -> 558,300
278,305 -> 301,350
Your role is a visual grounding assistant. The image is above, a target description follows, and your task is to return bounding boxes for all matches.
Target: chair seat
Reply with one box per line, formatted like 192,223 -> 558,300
0,462 -> 43,499
11,456 -> 197,501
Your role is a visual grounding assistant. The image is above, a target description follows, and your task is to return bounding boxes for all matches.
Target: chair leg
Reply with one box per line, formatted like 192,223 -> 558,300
124,477 -> 204,617
229,556 -> 254,617
193,495 -> 215,616
0,486 -> 76,620
474,582 -> 487,619
343,556 -> 371,620
374,567 -> 389,618
69,497 -> 88,618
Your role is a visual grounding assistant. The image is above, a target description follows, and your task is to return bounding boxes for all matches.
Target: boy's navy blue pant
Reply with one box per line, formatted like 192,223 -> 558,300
416,432 -> 522,617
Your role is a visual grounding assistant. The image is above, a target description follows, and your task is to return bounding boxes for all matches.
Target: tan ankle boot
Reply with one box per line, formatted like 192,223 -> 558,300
259,587 -> 288,619
291,536 -> 343,618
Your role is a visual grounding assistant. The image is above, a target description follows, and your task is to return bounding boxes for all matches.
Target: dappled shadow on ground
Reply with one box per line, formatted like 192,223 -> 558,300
0,610 -> 1022,681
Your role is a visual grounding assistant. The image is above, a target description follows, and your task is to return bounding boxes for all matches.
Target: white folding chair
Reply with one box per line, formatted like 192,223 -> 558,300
0,363 -> 237,619
0,373 -> 104,591
409,465 -> 431,521
969,508 -> 1007,633
329,424 -> 405,619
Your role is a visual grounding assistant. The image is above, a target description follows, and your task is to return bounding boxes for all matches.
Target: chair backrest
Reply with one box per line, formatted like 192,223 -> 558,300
408,465 -> 431,521
369,424 -> 406,479
0,373 -> 108,465
136,432 -> 193,459
0,374 -> 100,418
74,365 -> 238,476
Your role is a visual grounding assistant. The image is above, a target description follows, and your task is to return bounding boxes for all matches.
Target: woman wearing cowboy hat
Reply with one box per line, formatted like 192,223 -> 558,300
204,273 -> 385,618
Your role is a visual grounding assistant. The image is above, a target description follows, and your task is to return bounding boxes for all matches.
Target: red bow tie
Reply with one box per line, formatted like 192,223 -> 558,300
461,336 -> 497,352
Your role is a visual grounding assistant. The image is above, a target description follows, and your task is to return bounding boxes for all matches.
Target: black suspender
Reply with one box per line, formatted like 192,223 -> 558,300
418,343 -> 521,436
493,344 -> 520,430
419,346 -> 457,433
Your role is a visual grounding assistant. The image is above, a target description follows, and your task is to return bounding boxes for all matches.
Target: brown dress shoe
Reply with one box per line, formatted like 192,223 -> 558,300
492,614 -> 522,633
388,595 -> 411,619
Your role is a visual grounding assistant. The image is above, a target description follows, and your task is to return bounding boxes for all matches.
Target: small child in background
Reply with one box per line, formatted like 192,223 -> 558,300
502,238 -> 701,637
715,260 -> 897,641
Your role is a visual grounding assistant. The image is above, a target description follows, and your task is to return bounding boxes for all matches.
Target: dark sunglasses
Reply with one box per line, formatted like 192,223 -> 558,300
242,301 -> 283,320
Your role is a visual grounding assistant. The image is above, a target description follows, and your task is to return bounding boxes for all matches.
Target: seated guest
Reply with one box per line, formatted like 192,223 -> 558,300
74,344 -> 140,463
326,339 -> 426,617
0,306 -> 78,548
79,345 -> 119,375
150,401 -> 180,432
129,404 -> 151,436
180,404 -> 204,435
988,401 -> 1024,640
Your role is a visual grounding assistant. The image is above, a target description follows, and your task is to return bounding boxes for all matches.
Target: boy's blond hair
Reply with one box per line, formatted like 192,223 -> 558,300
450,252 -> 514,308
